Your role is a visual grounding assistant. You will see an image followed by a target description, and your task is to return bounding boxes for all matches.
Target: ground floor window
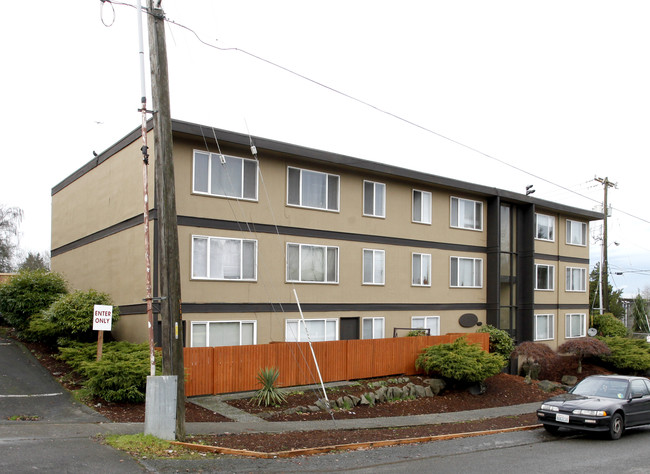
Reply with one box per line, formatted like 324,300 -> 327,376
191,320 -> 256,347
362,317 -> 385,339
285,318 -> 338,342
411,316 -> 440,335
534,314 -> 554,341
565,313 -> 586,338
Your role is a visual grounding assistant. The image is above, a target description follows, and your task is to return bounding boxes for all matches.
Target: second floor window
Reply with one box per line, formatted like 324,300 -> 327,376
566,267 -> 586,292
412,253 -> 431,286
363,249 -> 385,285
287,167 -> 339,211
535,264 -> 555,290
192,236 -> 257,281
287,243 -> 339,283
535,214 -> 555,241
450,256 -> 483,288
412,190 -> 432,224
450,197 -> 483,231
193,151 -> 257,200
566,219 -> 587,246
363,181 -> 386,217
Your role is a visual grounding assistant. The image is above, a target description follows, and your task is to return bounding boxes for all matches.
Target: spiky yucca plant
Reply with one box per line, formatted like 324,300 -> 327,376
252,367 -> 287,407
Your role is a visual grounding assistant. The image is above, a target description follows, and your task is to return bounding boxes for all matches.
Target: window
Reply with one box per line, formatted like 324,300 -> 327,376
630,380 -> 650,397
285,319 -> 338,342
450,256 -> 483,288
450,197 -> 483,231
193,151 -> 257,200
363,249 -> 385,285
191,320 -> 256,347
565,313 -> 586,338
535,214 -> 555,241
363,181 -> 386,218
287,243 -> 339,283
412,253 -> 431,286
566,219 -> 587,246
287,167 -> 339,211
566,267 -> 587,292
535,264 -> 555,290
535,314 -> 554,341
192,236 -> 257,280
411,316 -> 440,336
412,190 -> 432,224
362,317 -> 385,339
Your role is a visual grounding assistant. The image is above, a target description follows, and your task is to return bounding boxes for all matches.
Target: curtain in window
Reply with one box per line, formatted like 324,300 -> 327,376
363,250 -> 373,283
192,323 -> 207,347
211,155 -> 243,197
374,251 -> 385,284
301,245 -> 325,281
194,152 -> 209,193
458,258 -> 473,286
192,238 -> 208,278
375,184 -> 385,216
413,192 -> 422,221
536,315 -> 549,340
210,239 -> 240,279
242,241 -> 256,279
327,247 -> 338,282
241,322 -> 254,345
301,170 -> 327,208
243,160 -> 257,199
209,322 -> 240,346
287,244 -> 299,281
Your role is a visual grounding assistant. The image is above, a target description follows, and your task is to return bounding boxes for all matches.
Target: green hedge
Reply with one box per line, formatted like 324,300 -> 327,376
598,336 -> 650,373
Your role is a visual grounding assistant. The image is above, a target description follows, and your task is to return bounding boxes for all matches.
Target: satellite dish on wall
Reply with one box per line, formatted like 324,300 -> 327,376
459,313 -> 479,328
587,327 -> 598,337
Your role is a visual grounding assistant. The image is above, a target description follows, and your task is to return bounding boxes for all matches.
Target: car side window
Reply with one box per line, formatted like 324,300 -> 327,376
631,380 -> 650,397
644,380 -> 650,394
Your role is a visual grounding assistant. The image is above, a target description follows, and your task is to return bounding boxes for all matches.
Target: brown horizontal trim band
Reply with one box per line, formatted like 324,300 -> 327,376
118,302 -> 487,315
179,216 -> 487,253
50,211 -> 156,257
534,253 -> 590,264
534,304 -> 591,311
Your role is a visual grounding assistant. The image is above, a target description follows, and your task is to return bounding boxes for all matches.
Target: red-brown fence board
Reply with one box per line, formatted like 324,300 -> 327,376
184,332 -> 489,396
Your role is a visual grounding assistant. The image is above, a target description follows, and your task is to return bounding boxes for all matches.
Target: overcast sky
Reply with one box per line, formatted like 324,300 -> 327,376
1,1 -> 649,297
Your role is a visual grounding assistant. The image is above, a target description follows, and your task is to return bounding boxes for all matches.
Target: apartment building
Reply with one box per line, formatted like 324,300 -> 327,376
51,119 -> 601,350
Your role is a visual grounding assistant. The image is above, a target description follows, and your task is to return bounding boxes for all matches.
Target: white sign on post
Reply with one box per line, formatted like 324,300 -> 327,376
93,305 -> 113,331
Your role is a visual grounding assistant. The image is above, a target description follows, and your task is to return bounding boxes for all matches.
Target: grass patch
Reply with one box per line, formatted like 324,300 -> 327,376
103,433 -> 219,460
7,414 -> 40,421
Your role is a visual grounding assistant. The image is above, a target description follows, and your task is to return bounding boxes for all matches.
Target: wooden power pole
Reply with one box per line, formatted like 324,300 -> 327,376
595,176 -> 615,314
147,0 -> 185,440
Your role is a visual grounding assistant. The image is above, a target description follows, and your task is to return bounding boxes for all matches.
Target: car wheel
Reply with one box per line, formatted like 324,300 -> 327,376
608,413 -> 624,440
543,424 -> 560,435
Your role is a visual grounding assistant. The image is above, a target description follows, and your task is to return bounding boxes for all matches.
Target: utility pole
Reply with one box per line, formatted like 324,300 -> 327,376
147,0 -> 185,440
595,176 -> 615,314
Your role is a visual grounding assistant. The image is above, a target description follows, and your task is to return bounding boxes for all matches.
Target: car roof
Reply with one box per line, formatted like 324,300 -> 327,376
582,375 -> 644,382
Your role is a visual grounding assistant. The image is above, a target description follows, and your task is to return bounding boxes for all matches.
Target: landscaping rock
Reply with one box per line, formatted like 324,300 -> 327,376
538,380 -> 561,392
414,385 -> 427,398
424,386 -> 434,397
308,405 -> 320,412
314,399 -> 330,411
359,393 -> 370,405
467,381 -> 487,395
349,395 -> 361,406
423,378 -> 446,395
375,386 -> 388,403
561,375 -> 578,386
387,386 -> 404,400
342,396 -> 355,409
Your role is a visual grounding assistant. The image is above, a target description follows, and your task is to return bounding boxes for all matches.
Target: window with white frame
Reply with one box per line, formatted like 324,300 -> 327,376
566,219 -> 587,246
565,313 -> 586,338
412,253 -> 431,286
285,318 -> 338,342
534,314 -> 554,341
192,236 -> 257,280
450,197 -> 483,231
363,249 -> 385,285
535,264 -> 555,290
411,316 -> 440,336
363,181 -> 386,218
193,151 -> 258,200
287,167 -> 339,211
566,267 -> 587,292
535,214 -> 555,241
450,256 -> 483,288
286,243 -> 339,283
412,190 -> 432,224
191,320 -> 256,347
362,317 -> 385,339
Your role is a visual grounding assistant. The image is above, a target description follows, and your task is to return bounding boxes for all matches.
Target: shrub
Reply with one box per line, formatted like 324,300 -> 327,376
406,329 -> 428,337
592,312 -> 628,338
558,338 -> 611,373
415,337 -> 505,384
513,342 -> 555,381
58,341 -> 160,403
0,270 -> 67,331
477,325 -> 514,360
252,367 -> 287,407
598,336 -> 650,374
26,289 -> 119,344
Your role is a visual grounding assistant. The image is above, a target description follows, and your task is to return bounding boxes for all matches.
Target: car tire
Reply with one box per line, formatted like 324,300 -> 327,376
543,424 -> 560,435
608,413 -> 624,440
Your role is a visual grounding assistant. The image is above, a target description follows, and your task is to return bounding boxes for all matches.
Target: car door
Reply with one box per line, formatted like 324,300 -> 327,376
625,379 -> 650,426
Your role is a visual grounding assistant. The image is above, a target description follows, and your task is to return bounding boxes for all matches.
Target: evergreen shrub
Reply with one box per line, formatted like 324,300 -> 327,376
477,324 -> 514,360
592,312 -> 628,338
598,336 -> 650,373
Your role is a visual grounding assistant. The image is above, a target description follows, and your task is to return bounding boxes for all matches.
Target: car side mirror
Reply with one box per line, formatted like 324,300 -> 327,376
630,392 -> 644,399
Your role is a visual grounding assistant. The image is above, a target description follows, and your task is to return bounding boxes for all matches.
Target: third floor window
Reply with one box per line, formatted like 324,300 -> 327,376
287,167 -> 339,211
193,151 -> 258,200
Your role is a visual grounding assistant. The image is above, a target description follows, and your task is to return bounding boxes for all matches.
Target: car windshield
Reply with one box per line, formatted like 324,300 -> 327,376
571,378 -> 629,399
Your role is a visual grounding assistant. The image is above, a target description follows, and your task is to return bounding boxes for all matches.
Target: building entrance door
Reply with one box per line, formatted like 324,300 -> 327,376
340,317 -> 360,340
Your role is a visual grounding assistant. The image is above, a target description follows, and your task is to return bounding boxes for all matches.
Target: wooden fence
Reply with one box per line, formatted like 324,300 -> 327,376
183,332 -> 489,397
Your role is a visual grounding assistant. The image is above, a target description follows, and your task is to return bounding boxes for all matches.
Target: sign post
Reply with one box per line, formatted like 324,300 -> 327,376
93,305 -> 113,361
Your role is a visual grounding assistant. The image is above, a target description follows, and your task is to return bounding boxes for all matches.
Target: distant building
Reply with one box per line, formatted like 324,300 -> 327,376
0,273 -> 15,284
51,119 -> 601,349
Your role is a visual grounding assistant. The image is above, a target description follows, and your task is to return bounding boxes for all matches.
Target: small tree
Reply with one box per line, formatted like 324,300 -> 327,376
513,342 -> 555,382
415,337 -> 505,384
0,205 -> 23,272
477,324 -> 514,360
18,251 -> 50,272
0,269 -> 67,331
558,338 -> 610,374
592,312 -> 628,338
631,294 -> 649,332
